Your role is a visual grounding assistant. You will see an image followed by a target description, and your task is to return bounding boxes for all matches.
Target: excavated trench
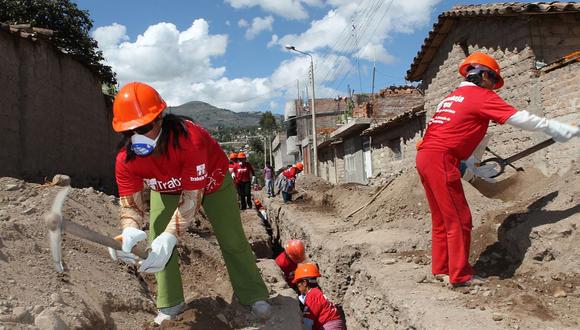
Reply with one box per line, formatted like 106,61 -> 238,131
262,166 -> 580,329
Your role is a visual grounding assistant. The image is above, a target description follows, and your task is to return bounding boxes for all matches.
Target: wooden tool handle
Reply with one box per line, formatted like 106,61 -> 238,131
62,219 -> 148,259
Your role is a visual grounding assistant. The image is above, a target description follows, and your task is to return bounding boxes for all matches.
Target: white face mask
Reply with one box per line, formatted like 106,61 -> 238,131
131,128 -> 162,156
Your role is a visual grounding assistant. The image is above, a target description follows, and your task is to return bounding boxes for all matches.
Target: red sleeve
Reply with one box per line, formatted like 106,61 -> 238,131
180,127 -> 209,191
479,91 -> 518,124
306,288 -> 324,320
115,151 -> 143,196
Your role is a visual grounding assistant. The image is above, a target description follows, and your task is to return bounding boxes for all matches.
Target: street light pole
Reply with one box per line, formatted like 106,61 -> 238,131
285,45 -> 318,176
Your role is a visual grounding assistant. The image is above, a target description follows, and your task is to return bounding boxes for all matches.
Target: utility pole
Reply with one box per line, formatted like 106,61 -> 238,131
286,45 -> 318,176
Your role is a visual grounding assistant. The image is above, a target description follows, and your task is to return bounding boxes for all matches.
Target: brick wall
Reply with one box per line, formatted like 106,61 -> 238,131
419,14 -> 580,176
0,29 -> 117,192
373,87 -> 423,119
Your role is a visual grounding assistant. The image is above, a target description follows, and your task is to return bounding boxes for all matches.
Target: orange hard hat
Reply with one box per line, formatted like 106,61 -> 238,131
295,162 -> 304,171
255,199 -> 262,206
458,52 -> 504,89
292,262 -> 320,284
112,82 -> 167,132
229,152 -> 237,160
285,239 -> 305,263
237,152 -> 246,158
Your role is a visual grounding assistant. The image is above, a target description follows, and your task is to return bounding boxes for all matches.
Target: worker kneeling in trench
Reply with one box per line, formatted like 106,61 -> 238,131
416,52 -> 580,287
108,82 -> 271,324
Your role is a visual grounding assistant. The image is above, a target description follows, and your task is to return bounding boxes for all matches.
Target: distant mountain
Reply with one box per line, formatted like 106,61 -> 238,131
166,101 -> 282,131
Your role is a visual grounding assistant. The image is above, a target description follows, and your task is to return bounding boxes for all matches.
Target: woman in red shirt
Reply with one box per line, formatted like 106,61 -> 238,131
416,52 -> 579,287
110,82 -> 270,324
279,162 -> 303,203
293,262 -> 344,330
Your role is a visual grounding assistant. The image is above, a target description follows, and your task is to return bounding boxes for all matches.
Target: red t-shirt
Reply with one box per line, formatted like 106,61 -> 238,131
233,161 -> 254,183
228,163 -> 235,173
419,82 -> 517,160
304,287 -> 341,329
283,167 -> 297,180
115,121 -> 229,196
274,252 -> 297,285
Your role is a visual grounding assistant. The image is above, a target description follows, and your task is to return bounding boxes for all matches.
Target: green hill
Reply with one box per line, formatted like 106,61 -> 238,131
166,101 -> 281,130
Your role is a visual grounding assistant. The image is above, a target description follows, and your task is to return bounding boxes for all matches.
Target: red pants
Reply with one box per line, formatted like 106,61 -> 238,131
416,150 -> 474,284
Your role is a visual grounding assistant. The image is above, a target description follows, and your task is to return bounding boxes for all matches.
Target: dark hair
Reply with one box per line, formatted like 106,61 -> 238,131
465,65 -> 497,87
117,114 -> 193,162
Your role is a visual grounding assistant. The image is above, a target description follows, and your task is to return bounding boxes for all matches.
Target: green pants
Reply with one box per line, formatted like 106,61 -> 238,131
149,174 -> 269,308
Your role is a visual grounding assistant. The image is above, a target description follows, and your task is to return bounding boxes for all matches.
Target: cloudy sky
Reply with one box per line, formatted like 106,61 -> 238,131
76,0 -> 495,113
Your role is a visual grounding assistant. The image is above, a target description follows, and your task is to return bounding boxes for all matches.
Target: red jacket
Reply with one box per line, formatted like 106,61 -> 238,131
304,287 -> 341,329
283,167 -> 298,180
233,161 -> 254,183
275,252 -> 297,285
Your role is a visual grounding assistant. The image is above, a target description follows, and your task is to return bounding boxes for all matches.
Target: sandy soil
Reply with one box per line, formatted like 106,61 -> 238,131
264,161 -> 580,329
0,178 -> 303,329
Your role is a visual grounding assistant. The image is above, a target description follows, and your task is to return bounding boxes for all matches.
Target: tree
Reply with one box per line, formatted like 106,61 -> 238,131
0,0 -> 116,86
259,111 -> 277,132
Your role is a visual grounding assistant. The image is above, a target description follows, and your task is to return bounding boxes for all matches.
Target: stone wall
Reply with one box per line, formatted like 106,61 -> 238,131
0,29 -> 117,192
419,14 -> 580,176
368,114 -> 426,178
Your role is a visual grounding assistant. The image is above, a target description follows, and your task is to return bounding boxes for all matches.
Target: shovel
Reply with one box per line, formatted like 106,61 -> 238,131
480,138 -> 556,178
45,187 -> 148,273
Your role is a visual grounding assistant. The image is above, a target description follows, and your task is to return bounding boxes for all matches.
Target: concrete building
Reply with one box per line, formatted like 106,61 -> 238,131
272,132 -> 297,172
406,2 -> 580,176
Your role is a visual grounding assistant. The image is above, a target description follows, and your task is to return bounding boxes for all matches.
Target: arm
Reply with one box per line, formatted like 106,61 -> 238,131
506,111 -> 579,142
164,189 -> 204,237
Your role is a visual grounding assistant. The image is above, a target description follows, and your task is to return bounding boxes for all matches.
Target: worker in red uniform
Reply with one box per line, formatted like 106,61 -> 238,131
293,263 -> 344,330
275,239 -> 306,286
109,82 -> 271,323
254,199 -> 268,221
233,152 -> 255,210
416,52 -> 579,287
279,162 -> 303,203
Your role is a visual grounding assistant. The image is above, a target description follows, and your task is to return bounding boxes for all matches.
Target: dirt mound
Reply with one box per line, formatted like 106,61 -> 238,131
0,177 -> 302,329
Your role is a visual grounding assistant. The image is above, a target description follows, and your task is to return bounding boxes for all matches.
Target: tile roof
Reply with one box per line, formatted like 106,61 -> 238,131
406,2 -> 580,81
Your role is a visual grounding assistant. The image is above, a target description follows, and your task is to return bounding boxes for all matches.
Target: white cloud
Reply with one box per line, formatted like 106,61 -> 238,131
275,0 -> 440,58
92,23 -> 128,49
238,19 -> 249,28
244,16 -> 274,40
225,0 -> 309,20
225,20 -> 231,26
267,34 -> 278,48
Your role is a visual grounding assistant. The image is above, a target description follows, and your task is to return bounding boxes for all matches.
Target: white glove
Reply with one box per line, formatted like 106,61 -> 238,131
251,176 -> 257,184
545,121 -> 579,142
121,227 -> 147,253
108,247 -> 138,264
138,232 -> 177,273
465,156 -> 498,182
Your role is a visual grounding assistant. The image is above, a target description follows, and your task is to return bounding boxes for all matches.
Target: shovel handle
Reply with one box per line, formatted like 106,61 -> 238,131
62,218 -> 148,259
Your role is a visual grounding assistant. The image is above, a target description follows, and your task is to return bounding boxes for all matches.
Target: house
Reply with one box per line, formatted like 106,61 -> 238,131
272,132 -> 297,172
317,87 -> 423,184
406,2 -> 580,175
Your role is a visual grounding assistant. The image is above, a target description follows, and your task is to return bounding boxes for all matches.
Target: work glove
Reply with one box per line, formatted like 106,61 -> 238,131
465,155 -> 498,182
546,121 -> 580,142
121,227 -> 147,253
138,232 -> 177,273
107,235 -> 139,264
251,176 -> 257,184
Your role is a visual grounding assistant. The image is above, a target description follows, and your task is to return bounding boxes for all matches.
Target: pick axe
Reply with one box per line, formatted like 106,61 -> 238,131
45,187 -> 148,273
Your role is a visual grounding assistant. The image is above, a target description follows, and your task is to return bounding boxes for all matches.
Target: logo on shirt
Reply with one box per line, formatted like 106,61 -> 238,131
144,177 -> 182,191
196,164 -> 206,176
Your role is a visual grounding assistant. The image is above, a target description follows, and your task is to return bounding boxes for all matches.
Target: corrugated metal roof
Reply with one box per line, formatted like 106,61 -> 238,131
406,2 -> 580,81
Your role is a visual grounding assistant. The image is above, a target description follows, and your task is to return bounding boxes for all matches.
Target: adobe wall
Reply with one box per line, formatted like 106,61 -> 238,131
0,29 -> 117,192
419,14 -> 580,176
